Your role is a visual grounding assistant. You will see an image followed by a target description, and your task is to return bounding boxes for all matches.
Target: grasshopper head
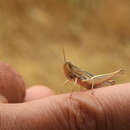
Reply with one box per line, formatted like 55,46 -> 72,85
63,61 -> 76,80
64,61 -> 72,73
62,48 -> 76,80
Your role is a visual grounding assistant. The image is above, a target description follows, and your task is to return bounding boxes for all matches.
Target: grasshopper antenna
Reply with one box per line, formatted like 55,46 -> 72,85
62,48 -> 66,62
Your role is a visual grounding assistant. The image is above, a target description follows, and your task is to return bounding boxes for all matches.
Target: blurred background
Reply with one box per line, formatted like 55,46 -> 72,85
0,0 -> 129,93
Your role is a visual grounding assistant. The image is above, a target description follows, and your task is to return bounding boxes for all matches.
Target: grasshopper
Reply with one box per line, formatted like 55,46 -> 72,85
63,49 -> 123,90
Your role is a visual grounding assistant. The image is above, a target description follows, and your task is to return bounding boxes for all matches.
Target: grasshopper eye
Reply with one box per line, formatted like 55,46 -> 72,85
68,64 -> 72,69
65,62 -> 72,70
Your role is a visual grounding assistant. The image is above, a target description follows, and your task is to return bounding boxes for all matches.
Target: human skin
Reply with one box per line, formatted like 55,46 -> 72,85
0,62 -> 130,130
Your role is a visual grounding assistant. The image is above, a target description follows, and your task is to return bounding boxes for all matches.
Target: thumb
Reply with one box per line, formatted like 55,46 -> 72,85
0,83 -> 130,130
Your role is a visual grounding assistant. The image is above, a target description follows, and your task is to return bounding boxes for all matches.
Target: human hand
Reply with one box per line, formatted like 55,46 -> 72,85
0,62 -> 130,130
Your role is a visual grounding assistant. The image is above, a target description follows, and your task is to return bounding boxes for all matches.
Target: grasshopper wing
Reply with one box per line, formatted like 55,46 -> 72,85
82,69 -> 124,87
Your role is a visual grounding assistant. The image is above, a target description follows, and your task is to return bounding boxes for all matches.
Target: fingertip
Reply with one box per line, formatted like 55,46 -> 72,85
0,61 -> 26,103
24,85 -> 55,102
